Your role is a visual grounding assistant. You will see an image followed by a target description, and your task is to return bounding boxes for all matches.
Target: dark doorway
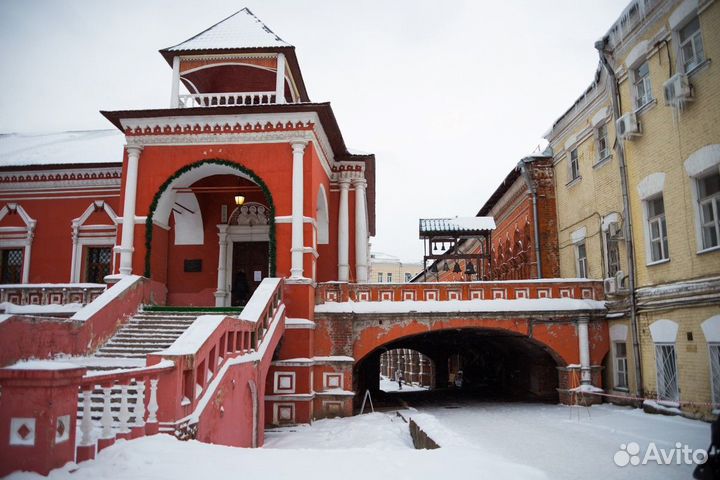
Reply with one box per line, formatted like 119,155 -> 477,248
231,241 -> 269,306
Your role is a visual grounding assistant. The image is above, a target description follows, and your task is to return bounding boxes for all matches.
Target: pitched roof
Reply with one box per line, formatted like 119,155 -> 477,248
164,8 -> 291,52
419,217 -> 496,237
0,130 -> 124,167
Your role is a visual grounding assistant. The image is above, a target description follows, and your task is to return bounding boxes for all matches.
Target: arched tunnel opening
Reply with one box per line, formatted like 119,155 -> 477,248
354,328 -> 561,409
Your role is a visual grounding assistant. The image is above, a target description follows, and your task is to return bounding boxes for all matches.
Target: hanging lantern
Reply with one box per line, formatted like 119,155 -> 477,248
234,195 -> 245,206
453,262 -> 462,273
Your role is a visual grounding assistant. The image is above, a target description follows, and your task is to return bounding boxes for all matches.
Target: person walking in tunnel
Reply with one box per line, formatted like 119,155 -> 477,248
395,369 -> 404,390
455,370 -> 464,389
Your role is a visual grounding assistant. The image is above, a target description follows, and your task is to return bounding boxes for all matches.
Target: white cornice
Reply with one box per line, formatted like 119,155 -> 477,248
121,111 -> 335,178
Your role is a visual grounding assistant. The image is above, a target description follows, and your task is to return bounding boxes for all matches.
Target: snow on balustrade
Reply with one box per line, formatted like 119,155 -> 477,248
178,92 -> 280,108
0,282 -> 105,309
71,275 -> 141,322
315,298 -> 606,314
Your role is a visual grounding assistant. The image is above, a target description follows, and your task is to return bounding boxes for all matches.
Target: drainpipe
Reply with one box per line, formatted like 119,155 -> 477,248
595,37 -> 644,398
519,158 -> 543,278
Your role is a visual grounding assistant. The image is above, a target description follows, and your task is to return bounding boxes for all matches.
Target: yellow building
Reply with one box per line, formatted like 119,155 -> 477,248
368,252 -> 423,283
548,0 -> 720,418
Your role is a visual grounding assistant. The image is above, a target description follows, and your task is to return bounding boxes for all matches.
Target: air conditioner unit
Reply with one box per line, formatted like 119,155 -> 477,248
603,277 -> 617,295
663,73 -> 693,107
616,112 -> 641,139
608,221 -> 623,239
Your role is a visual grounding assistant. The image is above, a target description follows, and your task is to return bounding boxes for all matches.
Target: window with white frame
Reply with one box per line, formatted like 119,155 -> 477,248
377,272 -> 383,283
655,343 -> 679,402
386,272 -> 392,283
0,249 -> 23,284
678,16 -> 705,73
576,241 -> 588,278
709,343 -> 720,405
85,246 -> 112,283
569,148 -> 580,182
633,61 -> 652,109
404,272 -> 412,282
614,342 -> 629,389
697,171 -> 720,250
596,124 -> 610,162
646,195 -> 669,262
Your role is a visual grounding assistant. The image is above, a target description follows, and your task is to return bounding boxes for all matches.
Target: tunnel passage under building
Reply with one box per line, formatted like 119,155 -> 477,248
354,328 -> 561,403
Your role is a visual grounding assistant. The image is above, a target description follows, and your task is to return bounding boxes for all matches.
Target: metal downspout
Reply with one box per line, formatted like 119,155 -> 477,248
519,159 -> 543,279
595,38 -> 644,398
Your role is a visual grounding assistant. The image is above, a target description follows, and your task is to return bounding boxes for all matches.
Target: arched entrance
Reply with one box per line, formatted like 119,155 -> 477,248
144,159 -> 277,306
354,328 -> 563,405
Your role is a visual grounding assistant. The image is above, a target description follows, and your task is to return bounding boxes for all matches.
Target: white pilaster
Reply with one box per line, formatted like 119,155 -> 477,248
118,146 -> 142,275
170,56 -> 180,108
353,177 -> 368,282
215,225 -> 229,306
337,177 -> 350,281
290,141 -> 307,278
578,317 -> 591,385
275,53 -> 286,104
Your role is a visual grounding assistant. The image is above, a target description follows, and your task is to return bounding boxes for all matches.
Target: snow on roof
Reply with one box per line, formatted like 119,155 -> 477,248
166,8 -> 291,52
420,217 -> 496,234
315,298 -> 606,314
0,130 -> 125,167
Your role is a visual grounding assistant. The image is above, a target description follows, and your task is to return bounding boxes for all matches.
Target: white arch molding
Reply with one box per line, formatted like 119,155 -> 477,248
316,184 -> 329,245
70,201 -> 118,282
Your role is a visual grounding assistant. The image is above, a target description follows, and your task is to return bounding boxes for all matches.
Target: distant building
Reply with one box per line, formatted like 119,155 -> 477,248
368,252 -> 422,283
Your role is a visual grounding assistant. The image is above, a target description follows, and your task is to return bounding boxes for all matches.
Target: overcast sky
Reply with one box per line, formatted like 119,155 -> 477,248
0,0 -> 630,262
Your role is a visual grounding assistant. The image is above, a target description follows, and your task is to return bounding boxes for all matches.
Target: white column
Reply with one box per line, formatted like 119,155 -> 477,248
147,378 -> 159,425
290,141 -> 307,278
275,53 -> 286,104
353,177 -> 368,282
100,385 -> 113,439
80,387 -> 94,446
578,317 -> 591,385
119,146 -> 142,275
118,384 -> 131,434
170,56 -> 180,108
215,225 -> 229,306
337,177 -> 350,281
133,379 -> 146,428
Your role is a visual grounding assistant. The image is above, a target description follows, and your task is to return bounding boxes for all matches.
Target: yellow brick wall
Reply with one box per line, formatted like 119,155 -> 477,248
638,305 -> 720,418
551,97 -> 628,281
618,1 -> 720,288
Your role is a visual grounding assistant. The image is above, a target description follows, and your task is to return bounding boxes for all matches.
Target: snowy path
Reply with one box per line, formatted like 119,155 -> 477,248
9,413 -> 546,480
410,402 -> 710,480
379,374 -> 429,393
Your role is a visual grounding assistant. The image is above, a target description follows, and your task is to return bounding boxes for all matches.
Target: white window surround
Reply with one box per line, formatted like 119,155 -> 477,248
632,61 -> 653,111
614,341 -> 629,390
70,201 -> 118,282
273,371 -> 296,394
595,123 -> 611,164
701,315 -> 720,343
669,0 -> 699,30
624,40 -> 649,70
571,226 -> 587,244
0,203 -> 36,284
644,195 -> 669,264
575,241 -> 588,278
685,145 -> 720,253
568,148 -> 580,184
649,319 -> 679,344
610,323 -> 628,342
637,173 -> 666,201
273,403 -> 295,425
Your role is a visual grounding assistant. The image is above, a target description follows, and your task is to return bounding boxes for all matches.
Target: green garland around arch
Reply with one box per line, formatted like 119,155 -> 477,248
144,159 -> 277,278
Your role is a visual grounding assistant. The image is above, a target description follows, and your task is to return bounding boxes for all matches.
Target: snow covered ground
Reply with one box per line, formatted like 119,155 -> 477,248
6,403 -> 710,480
409,402 -> 710,480
9,413 -> 545,480
379,374 -> 429,393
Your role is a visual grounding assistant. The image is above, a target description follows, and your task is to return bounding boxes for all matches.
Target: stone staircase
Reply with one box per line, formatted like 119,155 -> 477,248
77,308 -> 239,421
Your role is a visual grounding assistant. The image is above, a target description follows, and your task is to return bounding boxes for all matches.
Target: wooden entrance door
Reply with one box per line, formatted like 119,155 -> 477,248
230,241 -> 269,306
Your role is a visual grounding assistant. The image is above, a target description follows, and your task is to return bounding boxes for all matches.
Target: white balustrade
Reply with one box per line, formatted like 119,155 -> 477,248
147,379 -> 159,425
178,92 -> 279,108
133,379 -> 146,428
100,385 -> 113,439
118,384 -> 131,434
79,388 -> 94,446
